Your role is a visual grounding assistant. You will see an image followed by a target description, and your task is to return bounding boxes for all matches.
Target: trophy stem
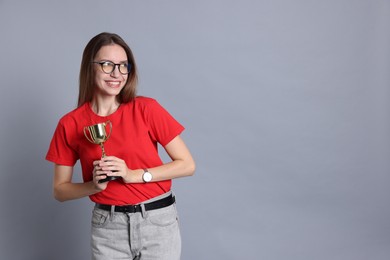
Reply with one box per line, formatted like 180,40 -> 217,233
100,143 -> 106,158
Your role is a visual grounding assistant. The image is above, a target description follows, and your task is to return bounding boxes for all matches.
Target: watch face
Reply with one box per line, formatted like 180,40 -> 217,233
143,171 -> 152,182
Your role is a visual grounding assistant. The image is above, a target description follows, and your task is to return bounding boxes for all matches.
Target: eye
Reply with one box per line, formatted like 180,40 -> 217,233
119,63 -> 130,74
99,62 -> 115,73
101,61 -> 114,67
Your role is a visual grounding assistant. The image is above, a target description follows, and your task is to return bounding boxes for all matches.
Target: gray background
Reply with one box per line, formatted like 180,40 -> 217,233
0,0 -> 389,259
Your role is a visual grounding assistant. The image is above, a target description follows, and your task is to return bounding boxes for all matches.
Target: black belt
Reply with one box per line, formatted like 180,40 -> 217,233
95,194 -> 175,213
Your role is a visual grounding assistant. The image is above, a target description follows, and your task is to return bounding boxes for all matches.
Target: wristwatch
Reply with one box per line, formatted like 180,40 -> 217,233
142,169 -> 153,183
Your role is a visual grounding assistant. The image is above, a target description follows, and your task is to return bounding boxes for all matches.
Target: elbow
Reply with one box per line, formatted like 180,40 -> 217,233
186,160 -> 196,177
53,192 -> 65,202
53,188 -> 67,202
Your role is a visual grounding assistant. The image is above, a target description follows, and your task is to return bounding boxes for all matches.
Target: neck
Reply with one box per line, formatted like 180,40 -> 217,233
90,96 -> 120,116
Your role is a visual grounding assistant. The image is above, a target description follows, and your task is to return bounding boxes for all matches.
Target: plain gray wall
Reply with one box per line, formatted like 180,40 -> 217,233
1,0 -> 389,259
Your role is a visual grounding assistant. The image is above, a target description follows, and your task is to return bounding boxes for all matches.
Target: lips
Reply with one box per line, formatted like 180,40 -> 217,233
106,81 -> 121,88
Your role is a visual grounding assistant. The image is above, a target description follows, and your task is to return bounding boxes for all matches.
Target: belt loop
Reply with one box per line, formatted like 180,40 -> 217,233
140,203 -> 146,218
110,205 -> 115,218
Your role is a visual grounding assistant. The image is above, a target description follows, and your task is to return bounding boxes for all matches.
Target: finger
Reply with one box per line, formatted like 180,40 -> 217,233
102,160 -> 123,170
100,164 -> 116,172
106,169 -> 121,177
93,160 -> 102,166
102,156 -> 117,162
94,167 -> 109,177
96,174 -> 107,181
99,160 -> 116,169
93,166 -> 103,176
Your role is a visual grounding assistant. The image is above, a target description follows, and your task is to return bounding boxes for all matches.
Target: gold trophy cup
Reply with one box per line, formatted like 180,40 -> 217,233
84,121 -> 120,183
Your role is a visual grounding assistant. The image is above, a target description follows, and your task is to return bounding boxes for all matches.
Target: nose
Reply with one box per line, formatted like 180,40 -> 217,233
110,64 -> 121,77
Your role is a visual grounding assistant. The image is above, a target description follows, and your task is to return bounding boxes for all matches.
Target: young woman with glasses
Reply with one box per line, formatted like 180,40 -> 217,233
46,32 -> 195,260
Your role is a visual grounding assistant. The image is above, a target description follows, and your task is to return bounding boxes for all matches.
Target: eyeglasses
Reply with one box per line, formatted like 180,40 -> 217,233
92,61 -> 131,75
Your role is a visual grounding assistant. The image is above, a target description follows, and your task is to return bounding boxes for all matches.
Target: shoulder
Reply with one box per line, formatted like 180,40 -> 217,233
131,96 -> 162,111
57,103 -> 88,127
134,96 -> 158,106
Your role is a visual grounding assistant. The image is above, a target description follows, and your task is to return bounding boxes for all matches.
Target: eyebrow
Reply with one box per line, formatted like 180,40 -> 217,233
98,59 -> 129,64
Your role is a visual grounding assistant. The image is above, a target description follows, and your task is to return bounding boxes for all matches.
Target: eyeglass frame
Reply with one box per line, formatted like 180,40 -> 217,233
92,61 -> 132,75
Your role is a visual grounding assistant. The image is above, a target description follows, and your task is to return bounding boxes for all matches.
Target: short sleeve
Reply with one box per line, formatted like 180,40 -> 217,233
143,99 -> 185,146
45,121 -> 79,166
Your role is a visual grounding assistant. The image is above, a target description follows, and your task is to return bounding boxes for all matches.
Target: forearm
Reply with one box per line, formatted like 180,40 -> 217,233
129,159 -> 196,183
54,181 -> 98,202
151,158 -> 196,180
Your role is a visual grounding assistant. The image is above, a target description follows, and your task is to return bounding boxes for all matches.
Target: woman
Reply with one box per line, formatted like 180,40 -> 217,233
46,32 -> 195,260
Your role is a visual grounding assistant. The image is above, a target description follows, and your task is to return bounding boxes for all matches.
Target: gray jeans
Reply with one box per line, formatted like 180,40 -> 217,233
91,192 -> 181,260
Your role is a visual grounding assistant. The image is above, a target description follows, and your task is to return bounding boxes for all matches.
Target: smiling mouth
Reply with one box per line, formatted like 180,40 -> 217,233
106,81 -> 121,88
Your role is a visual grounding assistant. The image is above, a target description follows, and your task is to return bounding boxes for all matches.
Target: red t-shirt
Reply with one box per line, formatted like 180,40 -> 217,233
46,97 -> 184,205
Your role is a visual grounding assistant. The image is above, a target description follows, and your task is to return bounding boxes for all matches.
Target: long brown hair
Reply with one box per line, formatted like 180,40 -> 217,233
78,32 -> 138,107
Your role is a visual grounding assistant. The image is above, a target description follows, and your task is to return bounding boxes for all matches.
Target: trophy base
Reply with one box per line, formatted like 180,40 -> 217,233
98,175 -> 121,183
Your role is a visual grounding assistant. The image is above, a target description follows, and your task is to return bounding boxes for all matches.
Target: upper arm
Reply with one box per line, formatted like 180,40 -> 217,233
164,136 -> 195,173
53,164 -> 74,187
164,136 -> 191,160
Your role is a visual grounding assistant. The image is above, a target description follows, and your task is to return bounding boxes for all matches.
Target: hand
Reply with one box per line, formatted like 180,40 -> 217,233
98,156 -> 135,183
92,160 -> 109,191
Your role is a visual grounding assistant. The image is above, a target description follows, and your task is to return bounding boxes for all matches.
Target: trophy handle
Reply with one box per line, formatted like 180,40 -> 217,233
105,120 -> 112,141
83,126 -> 95,144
